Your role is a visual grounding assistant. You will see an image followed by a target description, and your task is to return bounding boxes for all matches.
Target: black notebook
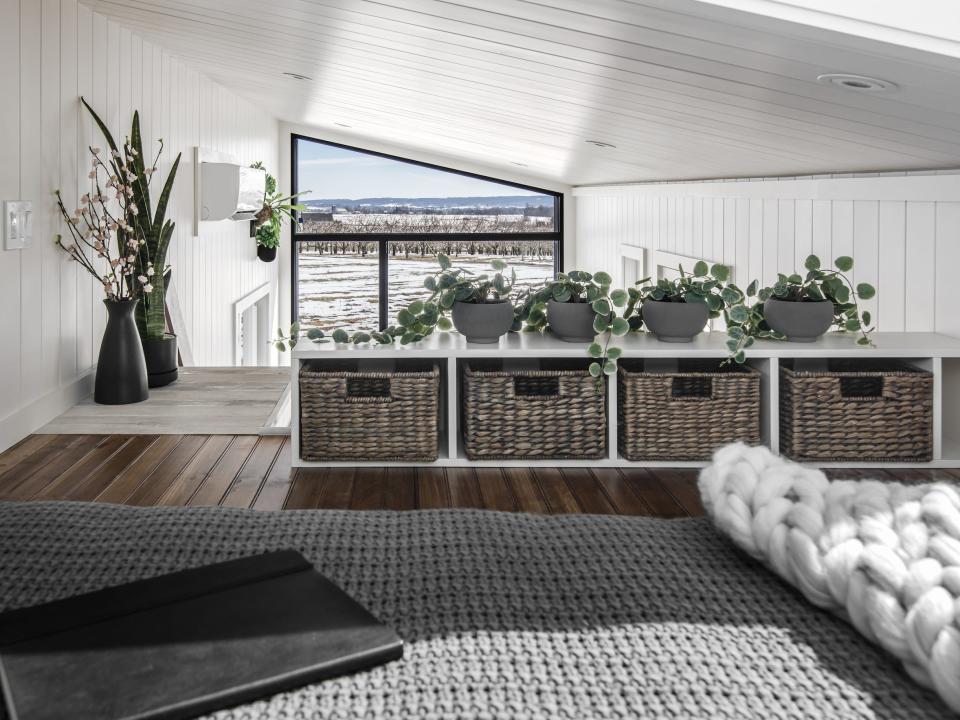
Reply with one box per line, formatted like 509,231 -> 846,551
0,551 -> 403,720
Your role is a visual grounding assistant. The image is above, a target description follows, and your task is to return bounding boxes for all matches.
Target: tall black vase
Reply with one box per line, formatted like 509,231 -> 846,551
96,299 -> 149,405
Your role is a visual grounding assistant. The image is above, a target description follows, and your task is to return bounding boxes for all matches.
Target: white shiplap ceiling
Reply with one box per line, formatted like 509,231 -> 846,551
81,0 -> 960,185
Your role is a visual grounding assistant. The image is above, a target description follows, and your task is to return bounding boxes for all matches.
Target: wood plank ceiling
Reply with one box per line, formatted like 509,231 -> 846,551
81,0 -> 960,185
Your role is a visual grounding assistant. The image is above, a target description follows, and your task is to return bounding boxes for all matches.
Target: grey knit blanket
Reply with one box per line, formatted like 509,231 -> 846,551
0,502 -> 951,719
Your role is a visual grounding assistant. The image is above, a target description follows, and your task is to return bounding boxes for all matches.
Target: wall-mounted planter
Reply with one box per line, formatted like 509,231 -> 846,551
641,300 -> 708,343
546,300 -> 596,343
451,300 -> 513,343
257,244 -> 277,263
763,298 -> 833,342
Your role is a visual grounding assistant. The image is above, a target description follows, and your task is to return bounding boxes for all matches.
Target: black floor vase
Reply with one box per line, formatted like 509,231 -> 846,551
96,299 -> 149,405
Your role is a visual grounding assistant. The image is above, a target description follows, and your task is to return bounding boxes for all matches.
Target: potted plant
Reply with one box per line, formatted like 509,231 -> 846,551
250,162 -> 306,263
759,255 -> 875,343
516,270 -> 618,342
82,98 -> 181,388
54,141 -> 160,404
636,262 -> 732,342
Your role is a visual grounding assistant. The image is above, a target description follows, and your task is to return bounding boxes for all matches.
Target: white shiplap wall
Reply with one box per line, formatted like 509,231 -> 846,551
574,173 -> 960,338
0,0 -> 280,452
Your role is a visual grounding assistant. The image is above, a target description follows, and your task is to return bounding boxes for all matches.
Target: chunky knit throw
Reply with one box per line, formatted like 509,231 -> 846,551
0,501 -> 953,719
699,443 -> 960,714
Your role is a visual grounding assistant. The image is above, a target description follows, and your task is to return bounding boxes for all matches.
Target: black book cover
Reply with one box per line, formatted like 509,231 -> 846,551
0,550 -> 403,720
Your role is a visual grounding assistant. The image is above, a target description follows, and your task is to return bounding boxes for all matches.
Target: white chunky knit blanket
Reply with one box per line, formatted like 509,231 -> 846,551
699,443 -> 960,713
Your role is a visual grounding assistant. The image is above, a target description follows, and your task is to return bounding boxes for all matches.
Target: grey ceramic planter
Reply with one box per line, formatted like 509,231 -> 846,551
763,298 -> 833,342
452,300 -> 514,343
642,299 -> 709,343
547,300 -> 597,343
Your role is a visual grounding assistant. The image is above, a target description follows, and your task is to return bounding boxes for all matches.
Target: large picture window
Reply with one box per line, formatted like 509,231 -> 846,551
292,135 -> 562,332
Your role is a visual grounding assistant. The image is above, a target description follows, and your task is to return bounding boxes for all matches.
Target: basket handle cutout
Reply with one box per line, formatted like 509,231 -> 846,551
513,376 -> 560,398
345,377 -> 393,403
671,376 -> 713,400
839,376 -> 884,400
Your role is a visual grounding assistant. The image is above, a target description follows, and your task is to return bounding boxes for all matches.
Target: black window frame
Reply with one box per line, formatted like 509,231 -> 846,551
290,133 -> 563,331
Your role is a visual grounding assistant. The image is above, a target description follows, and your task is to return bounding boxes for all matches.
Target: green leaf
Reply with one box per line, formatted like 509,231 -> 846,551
788,274 -> 803,285
856,283 -> 876,300
727,326 -> 744,339
588,362 -> 602,378
746,280 -> 758,297
606,347 -> 622,361
273,341 -> 286,352
611,317 -> 629,336
553,288 -> 572,303
407,300 -> 424,314
804,255 -> 821,271
593,271 -> 612,286
726,339 -> 739,352
729,305 -> 750,323
834,256 -> 854,272
593,315 -> 609,333
721,286 -> 741,304
397,309 -> 416,326
438,253 -> 451,270
490,258 -> 507,270
710,264 -> 730,282
844,319 -> 860,332
424,276 -> 437,291
591,298 -> 611,316
437,317 -> 453,331
857,337 -> 871,346
862,311 -> 872,326
439,290 -> 456,309
757,288 -> 772,302
331,329 -> 349,343
610,289 -> 628,307
588,342 -> 603,358
693,260 -> 709,277
603,361 -> 617,375
353,332 -> 371,344
834,285 -> 850,303
306,328 -> 324,340
734,351 -> 746,364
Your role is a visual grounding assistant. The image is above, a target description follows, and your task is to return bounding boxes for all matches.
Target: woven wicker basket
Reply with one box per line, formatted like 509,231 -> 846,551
299,361 -> 440,462
462,360 -> 606,460
780,360 -> 932,462
618,359 -> 761,461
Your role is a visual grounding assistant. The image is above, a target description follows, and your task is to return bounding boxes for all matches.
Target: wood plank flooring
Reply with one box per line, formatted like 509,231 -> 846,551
0,434 -> 957,516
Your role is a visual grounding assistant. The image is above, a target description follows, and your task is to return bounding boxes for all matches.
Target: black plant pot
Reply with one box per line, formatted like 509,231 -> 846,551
763,298 -> 834,342
144,334 -> 179,388
547,300 -> 597,343
641,299 -> 709,343
451,300 -> 514,343
257,244 -> 277,262
96,299 -> 149,405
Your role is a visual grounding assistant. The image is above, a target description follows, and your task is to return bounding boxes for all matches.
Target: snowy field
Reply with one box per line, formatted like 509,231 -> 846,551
300,212 -> 552,234
297,251 -> 556,332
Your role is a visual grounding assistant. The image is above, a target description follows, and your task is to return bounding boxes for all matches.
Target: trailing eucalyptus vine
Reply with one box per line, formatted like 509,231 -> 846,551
725,254 -> 876,362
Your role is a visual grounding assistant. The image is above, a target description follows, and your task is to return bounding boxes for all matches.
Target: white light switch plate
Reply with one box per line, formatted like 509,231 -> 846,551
4,201 -> 33,250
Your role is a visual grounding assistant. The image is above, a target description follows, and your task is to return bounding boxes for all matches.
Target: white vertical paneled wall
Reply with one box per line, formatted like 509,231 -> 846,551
0,0 -> 280,452
574,173 -> 960,337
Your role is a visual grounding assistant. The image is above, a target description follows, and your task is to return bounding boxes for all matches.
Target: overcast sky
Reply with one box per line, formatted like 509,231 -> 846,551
296,138 -> 544,200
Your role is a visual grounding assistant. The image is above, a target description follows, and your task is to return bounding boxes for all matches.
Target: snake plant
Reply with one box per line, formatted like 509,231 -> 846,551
81,97 -> 181,342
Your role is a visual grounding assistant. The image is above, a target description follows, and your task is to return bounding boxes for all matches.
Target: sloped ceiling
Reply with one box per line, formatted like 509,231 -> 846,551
81,0 -> 960,185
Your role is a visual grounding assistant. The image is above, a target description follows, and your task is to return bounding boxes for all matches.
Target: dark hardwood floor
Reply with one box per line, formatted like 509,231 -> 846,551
0,434 -> 956,516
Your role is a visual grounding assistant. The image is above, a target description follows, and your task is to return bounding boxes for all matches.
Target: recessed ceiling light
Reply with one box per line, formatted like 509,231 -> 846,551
283,72 -> 312,81
817,73 -> 898,93
585,139 -> 616,149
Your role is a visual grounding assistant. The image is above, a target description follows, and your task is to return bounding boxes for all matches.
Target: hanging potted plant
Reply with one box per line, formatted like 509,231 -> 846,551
250,162 -> 307,263
636,262 -> 732,342
82,98 -> 181,388
760,255 -> 875,343
54,141 -> 162,404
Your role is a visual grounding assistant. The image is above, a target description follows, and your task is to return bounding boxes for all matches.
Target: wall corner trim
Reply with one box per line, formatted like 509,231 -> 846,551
0,370 -> 96,454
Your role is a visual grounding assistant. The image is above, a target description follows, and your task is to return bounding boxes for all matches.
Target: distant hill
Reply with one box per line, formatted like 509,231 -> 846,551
302,195 -> 553,210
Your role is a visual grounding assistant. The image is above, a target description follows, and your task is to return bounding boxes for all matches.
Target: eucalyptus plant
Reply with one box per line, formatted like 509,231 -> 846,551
516,270 -> 636,379
635,260 -> 733,315
724,254 -> 876,362
81,97 -> 180,343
